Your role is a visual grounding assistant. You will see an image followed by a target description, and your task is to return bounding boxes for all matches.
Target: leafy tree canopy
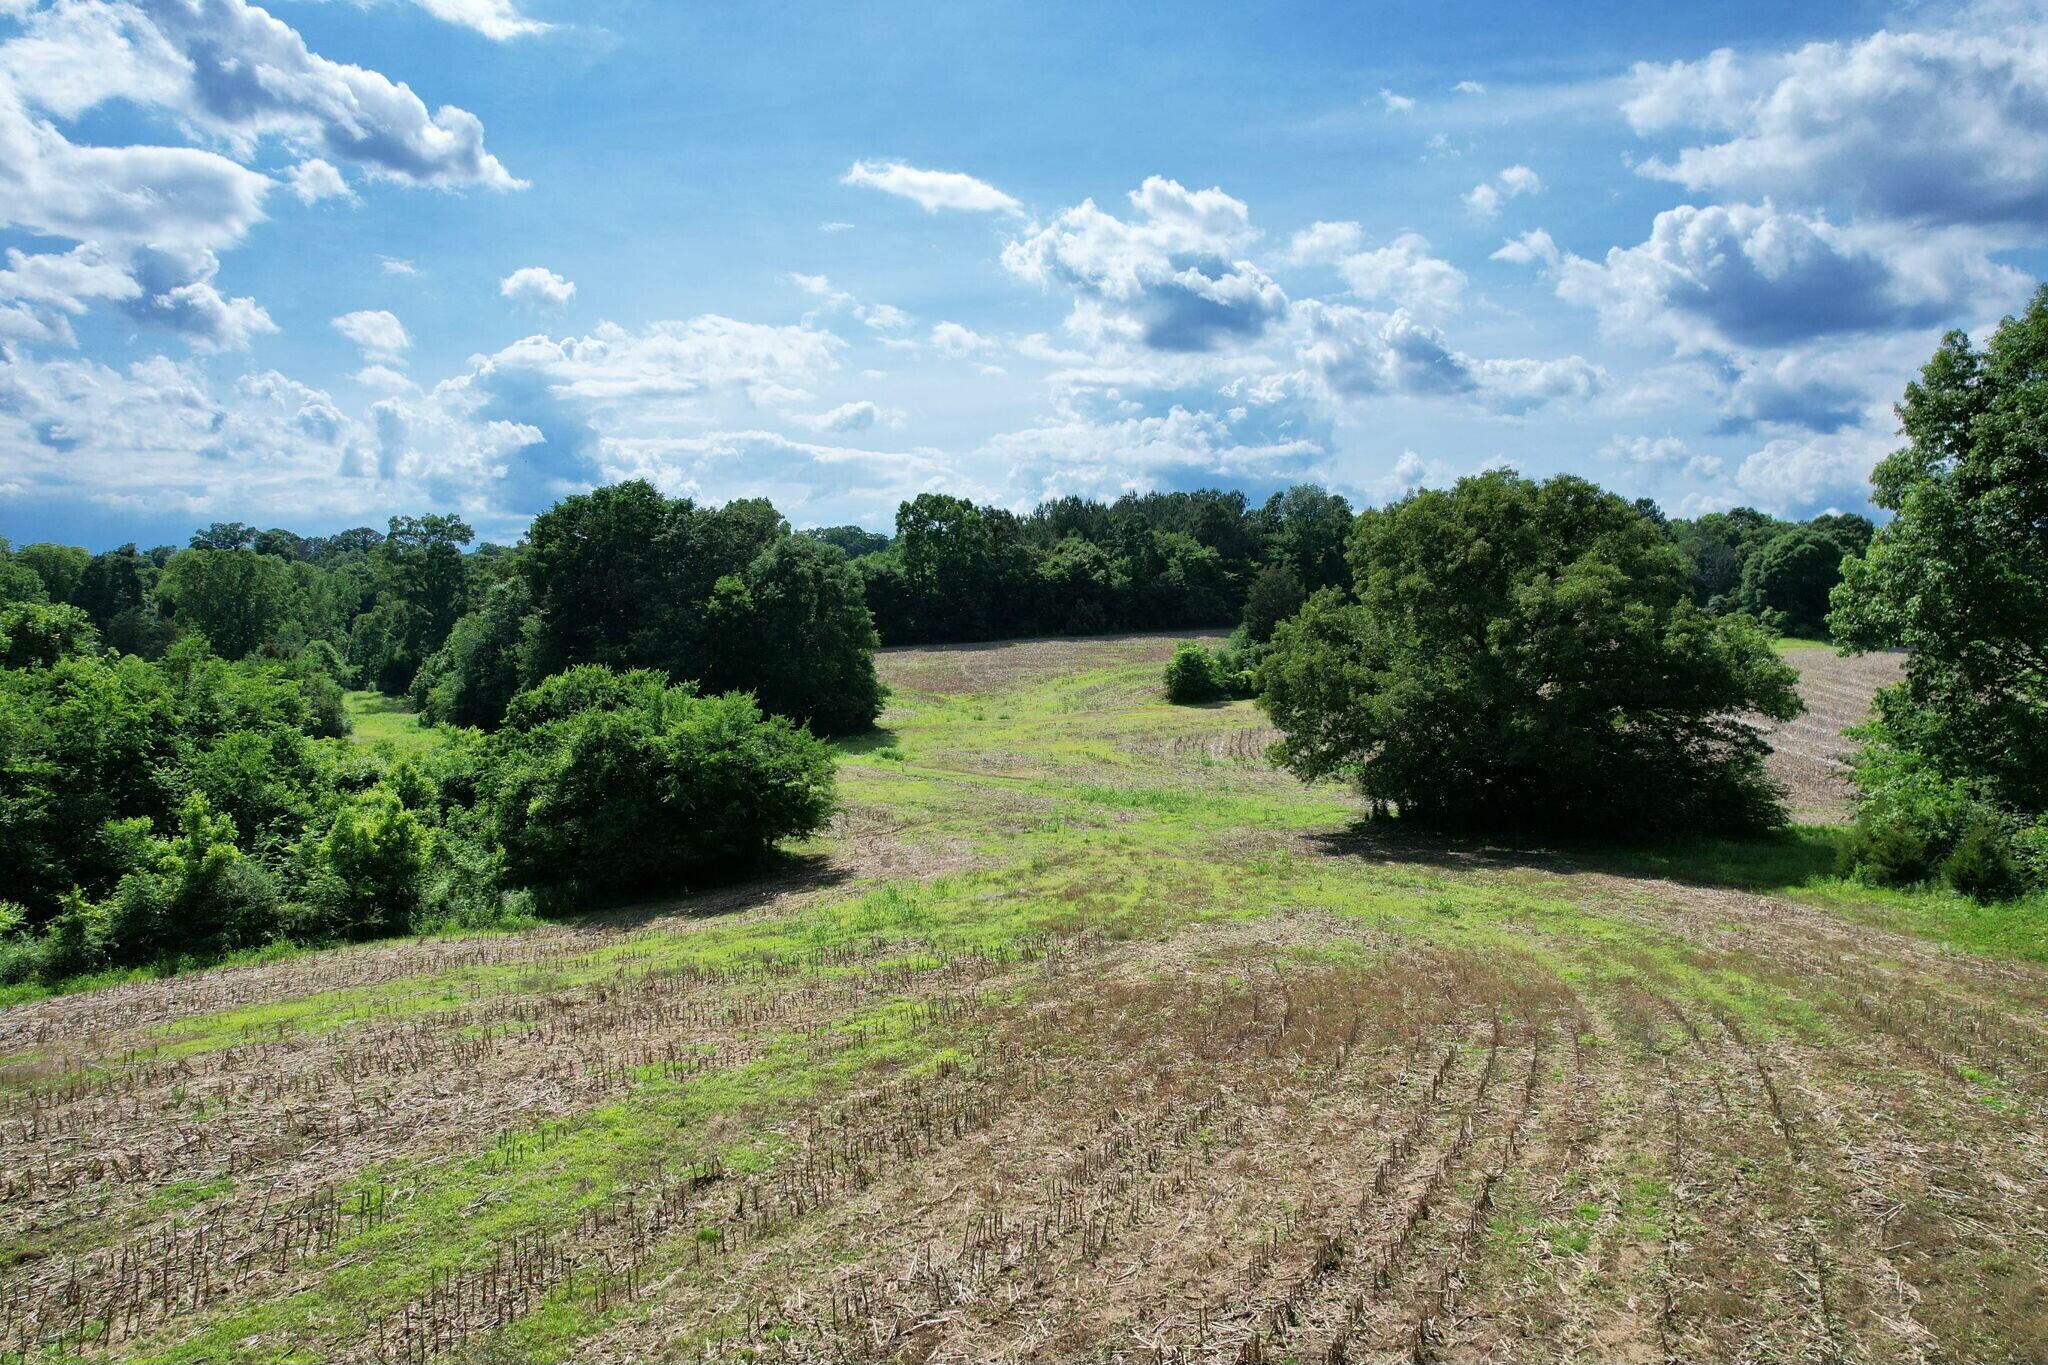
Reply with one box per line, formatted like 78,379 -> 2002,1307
1261,471 -> 1802,835
1832,287 -> 2048,819
483,666 -> 835,897
1737,527 -> 1846,636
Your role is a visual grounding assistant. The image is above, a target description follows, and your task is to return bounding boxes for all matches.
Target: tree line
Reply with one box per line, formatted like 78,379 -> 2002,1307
819,486 -> 1871,648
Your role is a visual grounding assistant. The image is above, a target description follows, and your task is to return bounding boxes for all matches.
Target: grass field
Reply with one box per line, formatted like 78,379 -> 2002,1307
342,689 -> 440,758
4,634 -> 2045,1362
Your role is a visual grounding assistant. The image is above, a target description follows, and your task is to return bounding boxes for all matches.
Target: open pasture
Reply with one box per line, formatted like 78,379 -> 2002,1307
1,633 -> 2042,1363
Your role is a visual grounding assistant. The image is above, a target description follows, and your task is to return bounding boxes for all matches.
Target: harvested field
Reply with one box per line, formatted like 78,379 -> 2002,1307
4,633 -> 2044,1364
1760,646 -> 1905,822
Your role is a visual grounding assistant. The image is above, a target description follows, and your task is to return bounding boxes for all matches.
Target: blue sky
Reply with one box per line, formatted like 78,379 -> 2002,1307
1,0 -> 2042,548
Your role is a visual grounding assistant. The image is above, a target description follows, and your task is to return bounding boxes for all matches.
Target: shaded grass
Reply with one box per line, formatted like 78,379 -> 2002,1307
1594,827 -> 2048,965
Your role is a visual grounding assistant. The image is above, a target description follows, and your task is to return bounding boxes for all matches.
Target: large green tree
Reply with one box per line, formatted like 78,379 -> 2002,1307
1261,471 -> 1802,835
14,543 -> 90,604
1255,484 -> 1355,594
157,548 -> 301,659
694,537 -> 885,735
1831,289 -> 2048,819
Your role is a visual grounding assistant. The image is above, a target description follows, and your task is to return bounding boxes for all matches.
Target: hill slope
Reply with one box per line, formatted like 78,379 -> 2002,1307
1,634 -> 2042,1362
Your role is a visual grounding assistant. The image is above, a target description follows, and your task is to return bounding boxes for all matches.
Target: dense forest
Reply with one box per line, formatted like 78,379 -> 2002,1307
9,292 -> 2046,988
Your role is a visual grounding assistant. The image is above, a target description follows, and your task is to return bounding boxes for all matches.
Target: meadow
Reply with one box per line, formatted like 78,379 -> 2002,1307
2,633 -> 2044,1363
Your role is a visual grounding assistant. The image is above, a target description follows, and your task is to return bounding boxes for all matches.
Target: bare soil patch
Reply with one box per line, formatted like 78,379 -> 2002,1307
876,629 -> 1227,697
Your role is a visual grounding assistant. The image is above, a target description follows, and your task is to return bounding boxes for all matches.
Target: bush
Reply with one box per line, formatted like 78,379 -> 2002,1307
43,892 -> 112,978
0,902 -> 42,985
1165,642 -> 1232,704
484,666 -> 835,898
312,788 -> 429,938
161,794 -> 282,957
1839,727 -> 1993,888
1943,821 -> 2026,902
1842,819 -> 1937,887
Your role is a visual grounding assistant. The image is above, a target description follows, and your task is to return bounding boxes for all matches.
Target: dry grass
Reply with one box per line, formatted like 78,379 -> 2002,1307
1760,648 -> 1904,823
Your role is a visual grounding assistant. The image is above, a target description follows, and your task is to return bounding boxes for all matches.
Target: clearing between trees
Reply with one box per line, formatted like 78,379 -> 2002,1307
2,633 -> 2042,1363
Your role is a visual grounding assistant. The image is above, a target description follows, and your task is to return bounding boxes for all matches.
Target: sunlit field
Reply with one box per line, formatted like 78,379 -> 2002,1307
3,633 -> 2044,1362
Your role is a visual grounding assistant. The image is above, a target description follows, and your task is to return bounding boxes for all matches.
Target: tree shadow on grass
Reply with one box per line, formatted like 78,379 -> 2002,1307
543,850 -> 857,933
1306,819 -> 1847,896
832,725 -> 904,756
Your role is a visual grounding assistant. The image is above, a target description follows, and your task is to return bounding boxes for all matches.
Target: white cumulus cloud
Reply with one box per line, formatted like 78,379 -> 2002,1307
1003,176 -> 1288,353
1464,165 -> 1542,218
841,160 -> 1023,215
1624,23 -> 2048,230
332,309 -> 411,362
500,266 -> 577,309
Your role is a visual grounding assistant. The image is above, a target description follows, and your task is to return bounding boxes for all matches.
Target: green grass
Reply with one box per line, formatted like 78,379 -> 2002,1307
1599,827 -> 2048,964
341,689 -> 442,756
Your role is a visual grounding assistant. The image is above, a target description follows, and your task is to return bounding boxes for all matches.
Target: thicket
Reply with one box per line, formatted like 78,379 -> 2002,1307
1163,641 -> 1256,705
1829,289 -> 2048,902
0,617 -> 835,984
0,486 -> 865,985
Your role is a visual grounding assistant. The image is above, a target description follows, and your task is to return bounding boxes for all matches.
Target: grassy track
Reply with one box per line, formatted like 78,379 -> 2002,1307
4,633 -> 2045,1362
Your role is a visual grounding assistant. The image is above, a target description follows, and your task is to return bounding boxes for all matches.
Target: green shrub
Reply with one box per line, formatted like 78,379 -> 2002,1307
1840,730 -> 1991,887
1841,818 -> 1936,887
2016,824 -> 2048,889
1943,820 -> 2028,902
162,795 -> 282,956
484,666 -> 835,899
44,892 -> 112,978
312,789 -> 429,938
0,902 -> 41,985
414,812 -> 522,934
1165,642 -> 1239,704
